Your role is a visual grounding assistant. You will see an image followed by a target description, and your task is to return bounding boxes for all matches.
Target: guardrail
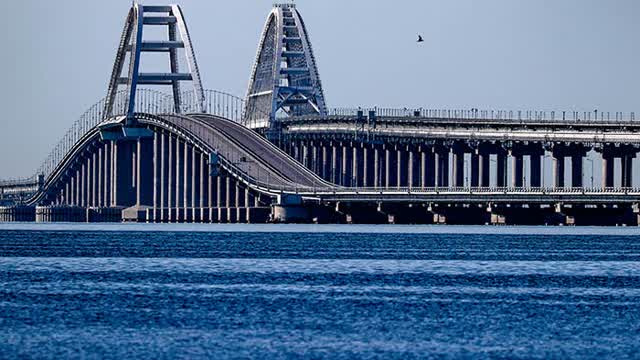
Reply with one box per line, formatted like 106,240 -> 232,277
318,108 -> 637,125
0,175 -> 40,187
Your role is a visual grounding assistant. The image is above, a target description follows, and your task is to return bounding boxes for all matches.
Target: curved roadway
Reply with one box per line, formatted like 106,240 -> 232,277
189,114 -> 336,189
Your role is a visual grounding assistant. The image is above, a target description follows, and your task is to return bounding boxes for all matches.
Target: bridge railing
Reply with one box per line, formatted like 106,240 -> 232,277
326,186 -> 640,194
326,107 -> 637,124
28,89 -> 250,185
0,175 -> 40,188
287,186 -> 640,196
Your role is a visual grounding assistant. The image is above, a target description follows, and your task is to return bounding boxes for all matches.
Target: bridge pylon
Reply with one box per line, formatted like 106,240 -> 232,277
243,3 -> 327,137
104,4 -> 205,125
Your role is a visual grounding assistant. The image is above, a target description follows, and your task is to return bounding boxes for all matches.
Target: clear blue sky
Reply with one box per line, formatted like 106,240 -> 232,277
1,0 -> 638,177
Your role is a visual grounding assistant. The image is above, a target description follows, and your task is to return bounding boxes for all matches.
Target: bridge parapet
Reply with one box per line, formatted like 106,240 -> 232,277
294,108 -> 637,125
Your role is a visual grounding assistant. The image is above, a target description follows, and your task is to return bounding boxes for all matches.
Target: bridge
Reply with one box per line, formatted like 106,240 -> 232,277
1,3 -> 639,226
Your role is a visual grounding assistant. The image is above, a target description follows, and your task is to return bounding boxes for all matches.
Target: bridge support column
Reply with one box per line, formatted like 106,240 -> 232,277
183,141 -> 192,221
94,151 -> 99,207
374,146 -> 381,188
293,141 -> 300,163
188,146 -> 197,222
408,147 -> 419,189
137,138 -> 154,207
88,154 -> 94,207
420,148 -> 427,188
496,149 -> 507,188
224,177 -> 232,221
352,146 -> 360,187
213,176 -> 222,221
397,146 -> 407,188
552,149 -> 566,189
622,153 -> 635,188
109,143 -> 115,207
81,161 -> 87,208
302,142 -> 309,169
331,142 -> 338,184
363,145 -> 370,187
602,154 -> 615,189
199,152 -> 206,222
159,132 -> 168,222
227,176 -> 235,205
508,150 -> 516,188
571,153 -> 585,188
271,195 -> 311,224
87,154 -> 93,207
78,160 -> 84,207
167,134 -> 175,222
65,182 -> 70,206
218,176 -> 226,208
112,141 -> 129,207
85,154 -> 90,208
530,153 -> 542,188
89,153 -> 95,207
77,167 -> 83,206
121,136 -> 154,223
480,148 -> 491,187
70,172 -> 75,206
452,148 -> 465,188
312,142 -> 320,176
514,153 -> 524,188
320,143 -> 328,180
207,166 -> 215,219
152,133 -> 159,220
435,147 -> 449,188
97,146 -> 103,208
341,143 -> 351,187
471,151 -> 481,188
420,147 -> 435,188
385,146 -> 393,188
192,146 -> 199,221
433,150 -> 440,188
173,137 -> 183,221
103,142 -> 111,208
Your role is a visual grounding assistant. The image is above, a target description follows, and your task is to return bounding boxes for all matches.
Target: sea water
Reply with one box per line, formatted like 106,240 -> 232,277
0,224 -> 639,359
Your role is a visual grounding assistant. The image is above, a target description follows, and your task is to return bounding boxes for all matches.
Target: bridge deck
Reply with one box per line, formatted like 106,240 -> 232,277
190,114 -> 332,189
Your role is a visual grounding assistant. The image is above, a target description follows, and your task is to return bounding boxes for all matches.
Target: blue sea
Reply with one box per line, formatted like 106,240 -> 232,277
0,224 -> 639,359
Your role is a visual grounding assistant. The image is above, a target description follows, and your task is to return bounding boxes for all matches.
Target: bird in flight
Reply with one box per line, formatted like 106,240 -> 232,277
417,35 -> 424,43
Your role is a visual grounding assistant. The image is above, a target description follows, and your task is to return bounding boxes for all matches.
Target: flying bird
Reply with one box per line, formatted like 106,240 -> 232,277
417,35 -> 424,43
